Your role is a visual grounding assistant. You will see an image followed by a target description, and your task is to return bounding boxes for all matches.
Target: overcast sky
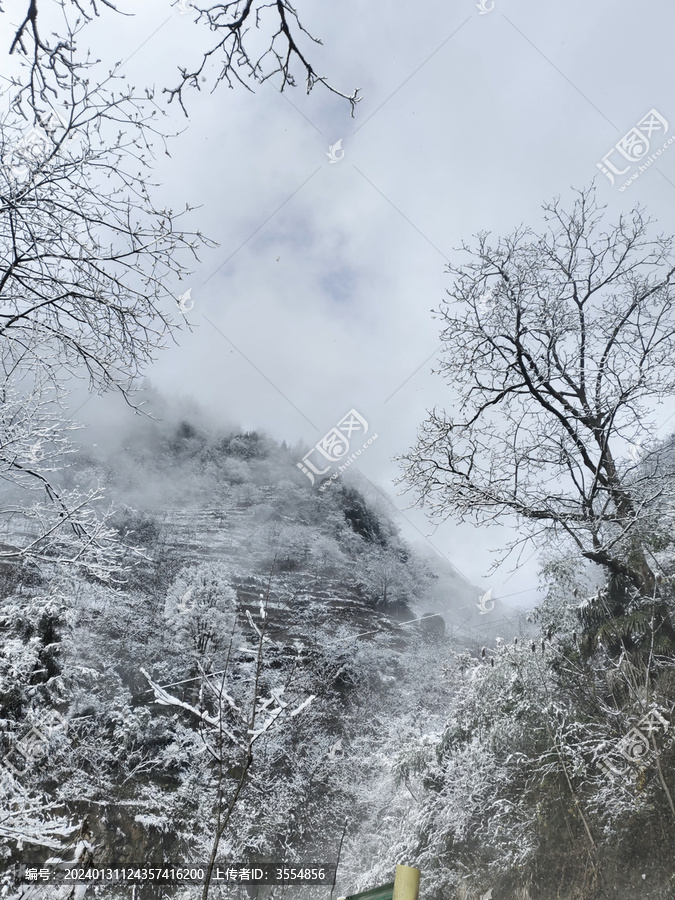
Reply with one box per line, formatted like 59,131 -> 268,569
5,0 -> 675,608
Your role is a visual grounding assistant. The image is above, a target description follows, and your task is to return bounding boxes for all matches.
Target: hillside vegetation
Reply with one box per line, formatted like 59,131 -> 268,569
2,411 -> 674,900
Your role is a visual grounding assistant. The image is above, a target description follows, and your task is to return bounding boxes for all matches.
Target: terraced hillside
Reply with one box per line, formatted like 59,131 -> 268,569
2,419 -> 487,898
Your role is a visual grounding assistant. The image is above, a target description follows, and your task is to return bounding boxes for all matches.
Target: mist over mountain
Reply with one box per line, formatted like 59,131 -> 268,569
4,389 -> 675,900
0,391 -> 500,896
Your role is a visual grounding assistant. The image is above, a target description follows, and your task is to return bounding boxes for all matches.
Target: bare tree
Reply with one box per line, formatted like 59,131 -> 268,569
400,186 -> 675,607
164,561 -> 239,679
165,0 -> 360,116
0,0 -> 354,568
0,28 -> 212,569
143,566 -> 315,900
5,0 -> 360,119
0,781 -> 80,851
1,83 -> 207,397
358,547 -> 417,610
0,372 -> 128,576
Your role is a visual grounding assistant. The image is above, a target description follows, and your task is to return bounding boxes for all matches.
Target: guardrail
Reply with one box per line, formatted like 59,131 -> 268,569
338,865 -> 420,900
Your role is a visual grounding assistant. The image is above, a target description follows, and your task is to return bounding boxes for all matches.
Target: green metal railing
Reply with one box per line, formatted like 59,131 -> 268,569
338,865 -> 420,900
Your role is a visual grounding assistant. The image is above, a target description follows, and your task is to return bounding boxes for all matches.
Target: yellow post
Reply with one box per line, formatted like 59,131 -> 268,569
392,865 -> 420,900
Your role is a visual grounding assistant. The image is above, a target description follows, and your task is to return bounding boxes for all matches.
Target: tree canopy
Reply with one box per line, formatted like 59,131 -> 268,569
401,187 -> 675,603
